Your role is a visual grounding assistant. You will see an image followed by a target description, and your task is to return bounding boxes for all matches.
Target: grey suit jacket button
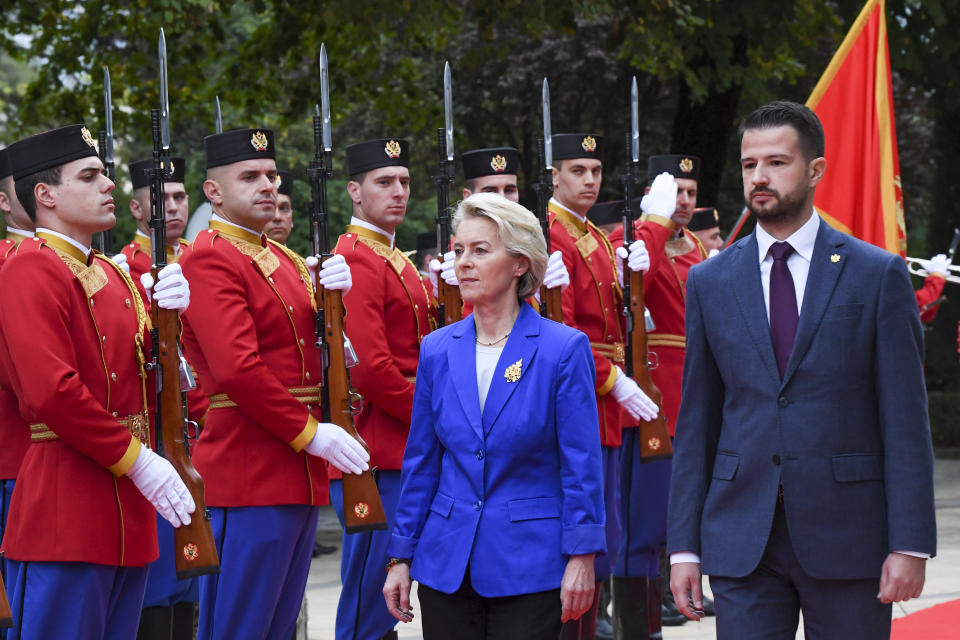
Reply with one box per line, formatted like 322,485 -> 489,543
773,455 -> 781,465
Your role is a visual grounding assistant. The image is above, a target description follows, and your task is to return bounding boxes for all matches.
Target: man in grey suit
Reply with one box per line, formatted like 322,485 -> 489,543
667,101 -> 936,639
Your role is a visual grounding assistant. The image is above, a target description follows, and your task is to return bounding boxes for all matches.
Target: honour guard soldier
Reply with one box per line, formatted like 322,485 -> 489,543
687,207 -> 724,254
264,169 -> 295,245
0,147 -> 33,616
608,155 -> 710,637
914,252 -> 950,322
0,124 -> 195,638
549,133 -> 658,639
119,157 -> 206,640
177,128 -> 368,639
461,147 -> 521,203
331,138 -> 435,640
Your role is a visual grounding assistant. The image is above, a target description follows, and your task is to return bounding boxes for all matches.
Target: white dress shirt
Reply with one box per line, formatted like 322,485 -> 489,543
36,227 -> 90,258
349,216 -> 395,249
549,197 -> 587,224
756,210 -> 819,322
211,213 -> 262,239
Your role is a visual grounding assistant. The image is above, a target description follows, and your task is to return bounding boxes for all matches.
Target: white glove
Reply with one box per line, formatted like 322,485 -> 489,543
305,422 -> 370,475
640,172 -> 678,218
126,447 -> 195,527
542,251 -> 570,290
428,257 -> 441,298
430,250 -> 458,288
110,253 -> 130,276
708,248 -> 720,259
927,253 -> 949,278
615,239 -> 650,287
609,365 -> 659,422
306,253 -> 353,294
140,263 -> 190,312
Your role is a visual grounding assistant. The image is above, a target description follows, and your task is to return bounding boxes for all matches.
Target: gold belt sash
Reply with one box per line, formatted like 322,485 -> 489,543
648,334 -> 686,349
30,412 -> 149,443
208,385 -> 322,410
590,341 -> 625,365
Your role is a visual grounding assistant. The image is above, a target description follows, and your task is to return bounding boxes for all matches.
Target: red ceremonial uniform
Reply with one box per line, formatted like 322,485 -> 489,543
914,272 -> 945,323
333,225 -> 435,474
609,214 -> 707,435
179,220 -> 328,507
121,232 -> 208,424
548,200 -> 625,446
0,234 -> 31,480
0,232 -> 157,566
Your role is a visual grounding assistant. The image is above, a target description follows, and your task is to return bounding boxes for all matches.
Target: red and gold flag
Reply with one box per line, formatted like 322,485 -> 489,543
806,0 -> 906,256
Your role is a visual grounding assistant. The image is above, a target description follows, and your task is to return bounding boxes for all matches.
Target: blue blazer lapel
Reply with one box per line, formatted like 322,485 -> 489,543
481,304 -> 540,435
730,233 -> 781,385
448,318 -> 483,440
782,219 -> 846,385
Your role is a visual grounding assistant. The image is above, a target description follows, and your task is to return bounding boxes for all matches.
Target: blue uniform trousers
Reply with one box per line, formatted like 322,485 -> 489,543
1,479 -> 15,640
614,429 -> 672,577
142,513 -> 199,607
595,445 -> 621,583
197,505 -> 319,640
6,560 -> 147,640
329,470 -> 401,640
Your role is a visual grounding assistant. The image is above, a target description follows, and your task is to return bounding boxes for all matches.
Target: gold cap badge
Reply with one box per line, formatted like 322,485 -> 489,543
384,140 -> 402,159
251,131 -> 269,151
679,157 -> 694,173
490,154 -> 508,173
830,254 -> 841,263
273,174 -> 282,188
581,136 -> 597,152
81,126 -> 96,149
504,358 -> 523,383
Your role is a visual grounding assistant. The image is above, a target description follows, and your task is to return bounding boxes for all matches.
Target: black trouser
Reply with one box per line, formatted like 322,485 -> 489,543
418,571 -> 561,640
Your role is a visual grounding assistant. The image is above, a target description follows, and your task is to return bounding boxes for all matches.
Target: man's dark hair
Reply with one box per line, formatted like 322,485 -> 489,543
15,166 -> 63,222
349,171 -> 367,185
739,101 -> 825,161
463,178 -> 478,193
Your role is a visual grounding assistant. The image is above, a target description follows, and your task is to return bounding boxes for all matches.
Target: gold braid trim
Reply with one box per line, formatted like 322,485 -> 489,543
267,238 -> 315,309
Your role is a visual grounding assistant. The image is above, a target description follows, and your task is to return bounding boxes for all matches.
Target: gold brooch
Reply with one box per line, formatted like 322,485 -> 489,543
81,126 -> 96,149
490,154 -> 507,172
250,130 -> 269,151
384,140 -> 402,158
354,502 -> 370,519
679,157 -> 694,173
504,359 -> 523,383
830,254 -> 841,263
581,136 -> 597,152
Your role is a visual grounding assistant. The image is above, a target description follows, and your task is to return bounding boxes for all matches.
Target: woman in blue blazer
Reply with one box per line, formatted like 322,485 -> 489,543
382,193 -> 606,639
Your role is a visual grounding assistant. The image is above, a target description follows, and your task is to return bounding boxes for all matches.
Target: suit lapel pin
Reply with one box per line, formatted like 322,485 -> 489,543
830,253 -> 841,263
504,359 -> 523,383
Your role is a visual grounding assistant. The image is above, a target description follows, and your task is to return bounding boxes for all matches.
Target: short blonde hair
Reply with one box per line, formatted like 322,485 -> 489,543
452,193 -> 548,299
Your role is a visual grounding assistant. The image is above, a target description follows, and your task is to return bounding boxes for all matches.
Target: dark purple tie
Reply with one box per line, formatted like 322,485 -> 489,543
769,241 -> 798,378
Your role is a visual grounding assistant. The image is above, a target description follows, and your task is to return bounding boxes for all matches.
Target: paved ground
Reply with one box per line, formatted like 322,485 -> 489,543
303,458 -> 960,639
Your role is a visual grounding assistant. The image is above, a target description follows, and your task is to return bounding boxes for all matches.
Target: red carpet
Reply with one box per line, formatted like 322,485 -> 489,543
891,598 -> 960,639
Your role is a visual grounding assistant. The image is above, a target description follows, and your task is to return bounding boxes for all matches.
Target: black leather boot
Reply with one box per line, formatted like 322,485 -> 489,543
137,606 -> 173,640
611,576 -> 650,640
171,602 -> 196,640
595,578 -> 614,640
379,632 -> 399,640
559,582 -> 602,639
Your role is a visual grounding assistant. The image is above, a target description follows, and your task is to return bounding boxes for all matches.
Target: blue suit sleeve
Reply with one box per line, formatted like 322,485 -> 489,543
388,341 -> 443,559
667,265 -> 725,556
874,256 -> 937,556
556,331 -> 607,556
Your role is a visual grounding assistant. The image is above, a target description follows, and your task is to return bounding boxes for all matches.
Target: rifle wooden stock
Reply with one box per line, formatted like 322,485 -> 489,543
438,280 -> 462,326
0,571 -> 11,628
628,269 -> 673,461
539,285 -> 563,323
153,298 -> 220,578
318,284 -> 387,533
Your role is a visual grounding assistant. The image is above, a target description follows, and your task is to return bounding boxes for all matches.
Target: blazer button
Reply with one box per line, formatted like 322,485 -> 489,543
772,455 -> 781,465
476,450 -> 485,460
474,501 -> 482,511
778,396 -> 789,407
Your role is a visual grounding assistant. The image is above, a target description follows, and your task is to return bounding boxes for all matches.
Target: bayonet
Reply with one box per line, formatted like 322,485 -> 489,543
158,29 -> 170,151
214,95 -> 222,134
542,78 -> 552,171
444,61 -> 454,163
631,76 -> 639,164
320,45 -> 331,152
536,78 -> 561,321
103,67 -> 114,171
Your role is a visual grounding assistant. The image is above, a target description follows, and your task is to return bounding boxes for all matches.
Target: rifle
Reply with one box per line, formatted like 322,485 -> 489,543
146,29 -> 219,578
537,78 -> 563,321
434,61 -> 460,327
96,66 -> 115,255
0,571 -> 10,628
311,44 -> 387,533
622,76 -> 671,462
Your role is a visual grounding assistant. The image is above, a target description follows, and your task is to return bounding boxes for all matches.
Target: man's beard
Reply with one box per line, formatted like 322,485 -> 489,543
746,184 -> 809,223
